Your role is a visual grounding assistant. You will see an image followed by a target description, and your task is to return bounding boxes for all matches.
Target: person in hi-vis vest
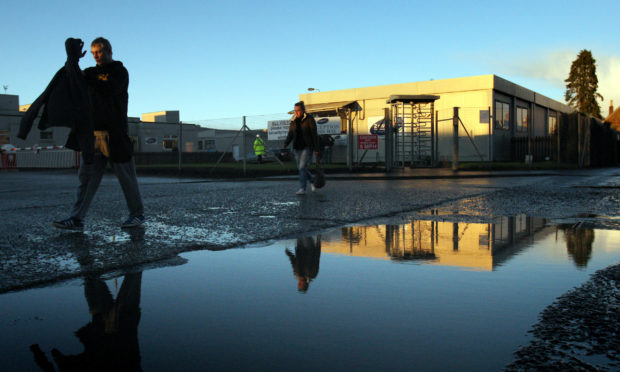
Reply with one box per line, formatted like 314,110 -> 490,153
253,134 -> 266,164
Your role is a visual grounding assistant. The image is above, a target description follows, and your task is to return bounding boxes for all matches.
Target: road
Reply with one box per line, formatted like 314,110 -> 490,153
1,167 -> 619,293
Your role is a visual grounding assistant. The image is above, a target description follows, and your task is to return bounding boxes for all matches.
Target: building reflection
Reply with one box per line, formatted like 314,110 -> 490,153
30,271 -> 143,371
326,215 -> 547,270
285,236 -> 321,293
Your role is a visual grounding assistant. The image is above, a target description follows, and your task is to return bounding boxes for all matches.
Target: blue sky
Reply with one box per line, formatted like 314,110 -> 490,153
1,0 -> 618,127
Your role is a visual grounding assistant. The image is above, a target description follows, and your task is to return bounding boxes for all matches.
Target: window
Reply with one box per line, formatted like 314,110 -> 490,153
0,131 -> 9,146
548,114 -> 557,135
494,101 -> 510,130
198,140 -> 203,150
162,135 -> 178,150
206,139 -> 216,151
516,107 -> 528,133
40,131 -> 53,140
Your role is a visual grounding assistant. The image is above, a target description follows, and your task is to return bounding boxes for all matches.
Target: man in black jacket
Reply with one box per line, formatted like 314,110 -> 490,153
53,37 -> 144,230
283,101 -> 319,195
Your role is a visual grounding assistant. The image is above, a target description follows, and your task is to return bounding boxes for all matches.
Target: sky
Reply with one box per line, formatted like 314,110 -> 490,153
1,0 -> 619,128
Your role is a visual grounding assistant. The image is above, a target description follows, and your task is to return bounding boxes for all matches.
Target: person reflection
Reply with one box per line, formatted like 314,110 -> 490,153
561,226 -> 595,268
285,236 -> 321,293
30,271 -> 143,371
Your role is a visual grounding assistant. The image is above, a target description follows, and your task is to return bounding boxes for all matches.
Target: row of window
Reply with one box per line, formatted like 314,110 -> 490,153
197,139 -> 215,151
494,101 -> 557,135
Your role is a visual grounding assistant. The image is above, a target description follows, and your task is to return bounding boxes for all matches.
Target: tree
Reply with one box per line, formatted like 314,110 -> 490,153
564,50 -> 604,119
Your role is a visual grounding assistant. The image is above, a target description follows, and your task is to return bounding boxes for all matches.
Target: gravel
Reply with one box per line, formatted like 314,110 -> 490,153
505,263 -> 620,371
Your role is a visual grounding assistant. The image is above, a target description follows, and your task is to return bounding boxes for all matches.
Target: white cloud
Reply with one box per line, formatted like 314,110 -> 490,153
597,55 -> 620,118
485,50 -> 620,117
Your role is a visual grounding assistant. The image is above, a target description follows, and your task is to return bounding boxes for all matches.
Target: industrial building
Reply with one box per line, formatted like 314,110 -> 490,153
297,74 -> 573,164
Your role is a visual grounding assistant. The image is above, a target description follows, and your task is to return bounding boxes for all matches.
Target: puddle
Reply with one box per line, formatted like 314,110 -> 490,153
1,216 -> 619,371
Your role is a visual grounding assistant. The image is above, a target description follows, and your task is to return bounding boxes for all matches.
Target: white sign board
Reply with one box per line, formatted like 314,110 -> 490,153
315,117 -> 341,135
268,120 -> 289,140
268,116 -> 341,140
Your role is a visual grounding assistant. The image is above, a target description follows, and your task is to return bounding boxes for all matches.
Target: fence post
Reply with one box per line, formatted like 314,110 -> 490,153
557,114 -> 561,165
488,106 -> 492,163
452,107 -> 459,171
242,116 -> 247,175
178,120 -> 183,173
384,107 -> 392,172
347,109 -> 353,171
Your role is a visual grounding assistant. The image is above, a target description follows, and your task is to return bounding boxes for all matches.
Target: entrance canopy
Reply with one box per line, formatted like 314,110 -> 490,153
288,101 -> 358,115
387,95 -> 439,104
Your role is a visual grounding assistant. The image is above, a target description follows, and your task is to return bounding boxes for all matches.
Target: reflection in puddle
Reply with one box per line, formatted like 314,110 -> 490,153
2,217 -> 619,371
560,225 -> 594,268
30,271 -> 143,371
322,215 -> 547,270
285,236 -> 321,292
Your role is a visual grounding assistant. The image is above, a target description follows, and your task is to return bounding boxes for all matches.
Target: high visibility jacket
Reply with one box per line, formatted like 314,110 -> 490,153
254,138 -> 266,155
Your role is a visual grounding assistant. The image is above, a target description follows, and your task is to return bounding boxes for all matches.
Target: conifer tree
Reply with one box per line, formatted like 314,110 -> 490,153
564,50 -> 604,119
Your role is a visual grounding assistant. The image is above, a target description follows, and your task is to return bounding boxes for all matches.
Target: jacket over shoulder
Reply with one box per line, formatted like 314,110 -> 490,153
18,38 -> 95,163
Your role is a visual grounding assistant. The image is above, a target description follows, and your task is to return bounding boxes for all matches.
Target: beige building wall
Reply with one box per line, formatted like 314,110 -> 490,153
297,75 -> 571,162
321,216 -> 546,271
322,221 -> 496,270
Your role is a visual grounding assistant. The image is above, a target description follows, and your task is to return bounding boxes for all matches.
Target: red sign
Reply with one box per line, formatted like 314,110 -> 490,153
358,135 -> 378,150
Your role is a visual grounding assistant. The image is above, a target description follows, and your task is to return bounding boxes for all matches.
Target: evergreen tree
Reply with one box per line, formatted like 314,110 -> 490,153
564,50 -> 604,119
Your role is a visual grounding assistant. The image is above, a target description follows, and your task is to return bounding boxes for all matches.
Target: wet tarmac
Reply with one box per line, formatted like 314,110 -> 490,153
1,168 -> 619,370
2,168 -> 619,293
1,215 -> 619,371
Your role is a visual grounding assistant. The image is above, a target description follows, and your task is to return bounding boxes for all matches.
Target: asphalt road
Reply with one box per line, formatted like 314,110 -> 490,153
1,167 -> 619,293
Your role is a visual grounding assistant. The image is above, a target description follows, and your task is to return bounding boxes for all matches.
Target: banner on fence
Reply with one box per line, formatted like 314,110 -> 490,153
315,117 -> 341,135
269,116 -> 341,140
268,120 -> 289,140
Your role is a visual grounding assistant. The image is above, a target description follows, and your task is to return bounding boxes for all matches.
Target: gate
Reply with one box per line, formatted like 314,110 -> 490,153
386,95 -> 438,169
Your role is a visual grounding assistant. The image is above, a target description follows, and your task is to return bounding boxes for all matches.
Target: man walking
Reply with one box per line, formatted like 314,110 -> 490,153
253,134 -> 266,164
53,37 -> 145,230
283,101 -> 319,195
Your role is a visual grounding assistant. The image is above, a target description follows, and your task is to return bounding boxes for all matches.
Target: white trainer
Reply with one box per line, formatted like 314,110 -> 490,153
311,184 -> 316,192
295,188 -> 306,195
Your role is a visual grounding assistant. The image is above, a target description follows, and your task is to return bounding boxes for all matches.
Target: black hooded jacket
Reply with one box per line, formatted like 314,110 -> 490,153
283,113 -> 319,151
18,38 -> 95,163
18,38 -> 134,163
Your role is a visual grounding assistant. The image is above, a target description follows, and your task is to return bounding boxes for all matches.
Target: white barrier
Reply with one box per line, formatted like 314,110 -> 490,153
12,148 -> 79,169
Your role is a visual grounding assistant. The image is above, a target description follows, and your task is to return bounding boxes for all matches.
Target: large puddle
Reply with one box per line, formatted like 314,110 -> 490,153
1,215 -> 619,371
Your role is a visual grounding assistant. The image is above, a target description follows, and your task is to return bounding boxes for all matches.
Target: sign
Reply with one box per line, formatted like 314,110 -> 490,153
367,116 -> 386,135
358,135 -> 378,150
479,109 -> 490,124
269,116 -> 341,140
145,137 -> 158,145
315,116 -> 341,135
268,120 -> 289,140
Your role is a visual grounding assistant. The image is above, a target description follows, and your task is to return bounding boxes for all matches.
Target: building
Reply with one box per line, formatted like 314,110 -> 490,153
0,95 -> 205,153
298,75 -> 573,163
321,216 -> 549,271
606,100 -> 620,131
198,128 -> 268,160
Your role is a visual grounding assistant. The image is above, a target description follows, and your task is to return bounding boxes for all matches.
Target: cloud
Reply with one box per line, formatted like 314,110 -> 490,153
490,50 -> 620,117
597,55 -> 620,117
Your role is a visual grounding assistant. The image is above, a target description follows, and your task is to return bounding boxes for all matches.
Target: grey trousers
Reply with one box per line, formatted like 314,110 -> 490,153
71,154 -> 144,221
